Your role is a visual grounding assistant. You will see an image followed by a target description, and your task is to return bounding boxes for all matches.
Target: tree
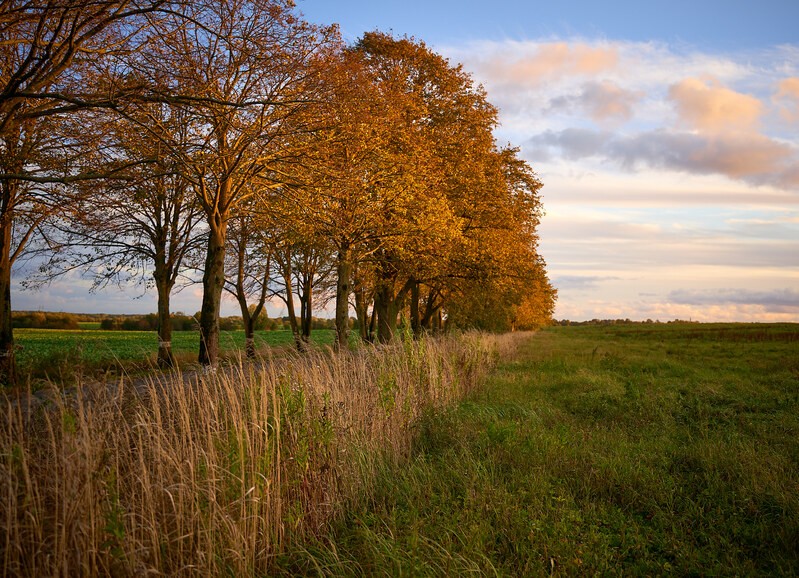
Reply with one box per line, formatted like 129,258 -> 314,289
287,37 -> 442,348
439,147 -> 556,332
292,240 -> 333,345
130,0 -> 336,366
0,0 -> 166,384
350,32 -> 503,342
223,209 -> 272,358
39,103 -> 203,367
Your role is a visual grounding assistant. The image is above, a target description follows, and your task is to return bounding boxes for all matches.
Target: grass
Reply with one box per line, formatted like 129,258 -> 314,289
275,323 -> 799,576
4,323 -> 797,575
0,331 -> 505,576
14,328 -> 335,381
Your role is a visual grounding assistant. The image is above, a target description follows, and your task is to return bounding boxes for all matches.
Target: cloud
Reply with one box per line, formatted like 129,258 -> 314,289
548,81 -> 643,124
554,294 -> 799,322
530,128 -> 799,189
461,41 -> 618,88
612,131 -> 797,186
667,288 -> 799,312
552,275 -> 622,291
527,128 -> 611,161
668,77 -> 763,132
774,77 -> 799,123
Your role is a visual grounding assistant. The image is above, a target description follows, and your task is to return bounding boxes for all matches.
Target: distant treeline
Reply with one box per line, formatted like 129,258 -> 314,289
13,311 -> 338,332
555,319 -> 701,326
12,312 -> 82,330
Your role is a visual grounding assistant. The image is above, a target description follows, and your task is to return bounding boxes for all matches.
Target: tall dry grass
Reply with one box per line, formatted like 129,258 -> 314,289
0,331 -> 510,576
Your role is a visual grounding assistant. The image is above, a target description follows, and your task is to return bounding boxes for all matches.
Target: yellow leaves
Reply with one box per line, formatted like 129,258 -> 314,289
263,31 -> 554,331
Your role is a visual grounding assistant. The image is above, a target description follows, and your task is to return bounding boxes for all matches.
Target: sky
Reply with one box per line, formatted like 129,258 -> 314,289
14,0 -> 799,322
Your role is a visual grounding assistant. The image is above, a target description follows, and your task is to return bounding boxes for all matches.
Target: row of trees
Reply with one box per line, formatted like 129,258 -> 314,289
1,0 -> 555,385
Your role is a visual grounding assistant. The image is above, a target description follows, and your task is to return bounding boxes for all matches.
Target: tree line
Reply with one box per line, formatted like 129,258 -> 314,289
0,0 -> 555,385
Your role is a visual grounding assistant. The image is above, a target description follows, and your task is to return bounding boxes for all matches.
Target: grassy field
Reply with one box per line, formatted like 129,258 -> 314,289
276,323 -> 799,575
14,328 -> 335,380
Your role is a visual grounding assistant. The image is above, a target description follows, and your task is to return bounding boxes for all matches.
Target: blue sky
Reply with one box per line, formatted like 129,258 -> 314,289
297,1 -> 799,49
16,0 -> 799,321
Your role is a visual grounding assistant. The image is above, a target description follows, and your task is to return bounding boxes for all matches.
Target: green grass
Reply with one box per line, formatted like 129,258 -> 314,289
14,328 -> 335,380
276,323 -> 799,576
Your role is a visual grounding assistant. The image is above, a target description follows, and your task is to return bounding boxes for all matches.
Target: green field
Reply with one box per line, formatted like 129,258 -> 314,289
14,328 -> 335,379
276,323 -> 799,575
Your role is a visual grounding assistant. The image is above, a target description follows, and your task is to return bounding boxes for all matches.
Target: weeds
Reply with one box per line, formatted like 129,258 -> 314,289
0,332 -> 501,576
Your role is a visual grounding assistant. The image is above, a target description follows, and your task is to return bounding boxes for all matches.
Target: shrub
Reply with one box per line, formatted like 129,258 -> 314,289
12,312 -> 80,330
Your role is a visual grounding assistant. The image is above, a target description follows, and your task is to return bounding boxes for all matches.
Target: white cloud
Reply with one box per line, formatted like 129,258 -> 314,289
460,40 -> 619,88
668,77 -> 763,132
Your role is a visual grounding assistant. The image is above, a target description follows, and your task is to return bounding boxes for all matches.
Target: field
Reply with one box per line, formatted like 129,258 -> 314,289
14,328 -> 335,380
3,323 -> 798,575
276,323 -> 799,575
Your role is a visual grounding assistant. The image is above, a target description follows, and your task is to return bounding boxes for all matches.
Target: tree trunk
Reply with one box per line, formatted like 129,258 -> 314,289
233,244 -> 258,360
233,293 -> 256,359
375,274 -> 415,343
354,283 -> 369,342
0,179 -> 17,386
244,316 -> 256,358
199,220 -> 227,366
374,282 -> 398,344
421,287 -> 440,331
155,273 -> 175,368
410,278 -> 421,339
300,275 -> 312,344
0,232 -> 15,387
335,246 -> 352,350
281,263 -> 303,351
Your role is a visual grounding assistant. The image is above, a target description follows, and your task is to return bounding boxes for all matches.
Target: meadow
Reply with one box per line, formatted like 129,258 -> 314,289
14,328 -> 335,381
2,323 -> 797,576
276,323 -> 799,575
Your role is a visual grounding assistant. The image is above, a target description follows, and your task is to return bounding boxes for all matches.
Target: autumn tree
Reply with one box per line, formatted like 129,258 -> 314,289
287,33 -> 556,345
292,240 -> 333,344
260,205 -> 332,350
40,103 -> 203,367
130,0 -> 336,366
350,32 -> 506,342
281,42 -> 434,348
0,0 -> 167,384
437,147 -> 556,332
335,34 -> 556,337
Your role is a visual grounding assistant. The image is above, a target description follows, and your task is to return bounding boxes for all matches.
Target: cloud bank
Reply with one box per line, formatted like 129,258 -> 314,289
668,288 -> 799,313
445,38 -> 799,322
449,39 -> 799,192
529,128 -> 799,188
